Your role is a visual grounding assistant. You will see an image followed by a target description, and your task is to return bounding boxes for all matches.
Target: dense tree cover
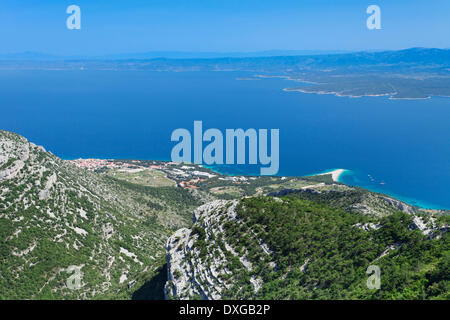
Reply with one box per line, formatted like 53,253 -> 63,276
276,187 -> 406,217
216,196 -> 449,299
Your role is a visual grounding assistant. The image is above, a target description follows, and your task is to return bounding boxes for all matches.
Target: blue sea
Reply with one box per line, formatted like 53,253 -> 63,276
1,69 -> 449,209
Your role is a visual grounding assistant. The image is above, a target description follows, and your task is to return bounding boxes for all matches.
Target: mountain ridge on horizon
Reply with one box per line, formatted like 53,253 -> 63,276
1,47 -> 447,61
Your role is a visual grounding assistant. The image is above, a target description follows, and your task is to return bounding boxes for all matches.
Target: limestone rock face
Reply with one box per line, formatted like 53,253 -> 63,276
165,189 -> 448,300
0,130 -> 195,299
165,200 -> 238,300
165,200 -> 272,300
381,196 -> 416,215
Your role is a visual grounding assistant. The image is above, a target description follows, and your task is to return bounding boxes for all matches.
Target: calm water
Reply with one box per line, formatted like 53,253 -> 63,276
1,70 -> 449,209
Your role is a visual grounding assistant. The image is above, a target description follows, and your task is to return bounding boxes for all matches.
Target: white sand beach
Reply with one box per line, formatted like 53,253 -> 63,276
317,169 -> 347,182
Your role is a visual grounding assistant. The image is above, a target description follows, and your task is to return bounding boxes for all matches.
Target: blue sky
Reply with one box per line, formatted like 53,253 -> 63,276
0,0 -> 448,55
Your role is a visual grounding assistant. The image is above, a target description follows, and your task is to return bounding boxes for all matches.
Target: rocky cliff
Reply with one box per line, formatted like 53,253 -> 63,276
165,192 -> 449,299
0,130 -> 199,299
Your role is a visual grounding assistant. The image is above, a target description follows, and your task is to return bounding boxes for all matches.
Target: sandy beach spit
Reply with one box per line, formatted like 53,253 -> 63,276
317,169 -> 347,182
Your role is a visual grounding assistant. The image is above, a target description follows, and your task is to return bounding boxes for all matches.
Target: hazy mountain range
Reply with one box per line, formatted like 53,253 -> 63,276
0,49 -> 354,61
1,47 -> 448,99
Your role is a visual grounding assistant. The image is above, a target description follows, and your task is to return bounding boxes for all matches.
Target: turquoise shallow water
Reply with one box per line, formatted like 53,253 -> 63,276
338,169 -> 444,209
300,168 -> 442,209
1,70 -> 449,209
210,165 -> 447,210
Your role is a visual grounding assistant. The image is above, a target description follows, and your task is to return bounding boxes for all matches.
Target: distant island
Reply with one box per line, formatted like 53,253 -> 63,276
1,47 -> 450,99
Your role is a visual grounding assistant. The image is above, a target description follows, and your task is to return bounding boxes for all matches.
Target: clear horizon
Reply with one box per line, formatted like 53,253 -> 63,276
1,47 -> 448,60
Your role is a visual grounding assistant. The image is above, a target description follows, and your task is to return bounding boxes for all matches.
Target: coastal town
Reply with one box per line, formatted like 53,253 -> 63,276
67,158 -> 255,191
66,158 -> 356,203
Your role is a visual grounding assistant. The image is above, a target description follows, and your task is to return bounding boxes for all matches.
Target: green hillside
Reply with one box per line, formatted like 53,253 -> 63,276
1,130 -> 448,300
0,130 -> 200,299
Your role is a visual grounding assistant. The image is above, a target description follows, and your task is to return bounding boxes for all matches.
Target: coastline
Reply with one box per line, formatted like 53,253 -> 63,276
303,168 -> 349,182
283,87 -> 433,100
255,73 -> 443,100
337,169 -> 446,210
63,156 -> 448,210
300,168 -> 446,210
315,168 -> 348,182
